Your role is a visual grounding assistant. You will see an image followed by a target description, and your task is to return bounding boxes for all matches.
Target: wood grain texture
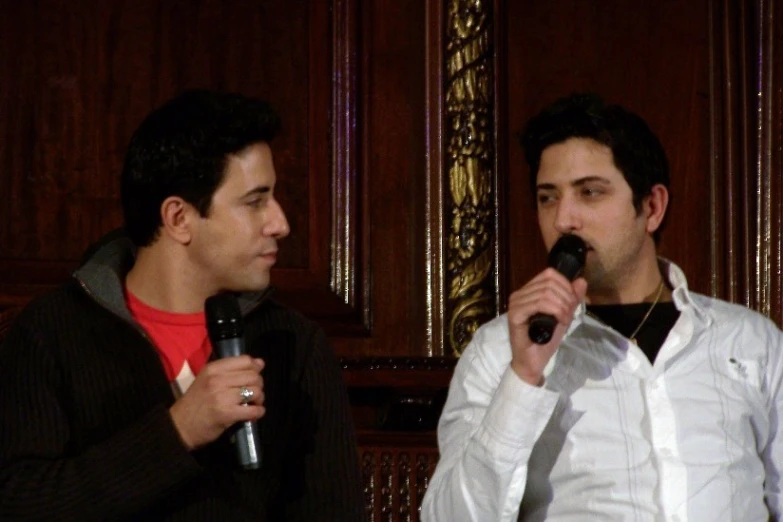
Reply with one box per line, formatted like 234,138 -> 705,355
708,0 -> 783,324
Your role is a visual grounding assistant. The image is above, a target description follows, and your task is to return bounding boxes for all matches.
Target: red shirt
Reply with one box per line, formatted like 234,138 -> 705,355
125,290 -> 213,382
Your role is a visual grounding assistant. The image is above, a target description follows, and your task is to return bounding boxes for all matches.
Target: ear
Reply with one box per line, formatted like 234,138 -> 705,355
160,196 -> 196,245
643,184 -> 669,234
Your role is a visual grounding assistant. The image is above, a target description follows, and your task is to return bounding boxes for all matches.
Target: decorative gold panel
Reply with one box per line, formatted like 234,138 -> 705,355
444,0 -> 497,355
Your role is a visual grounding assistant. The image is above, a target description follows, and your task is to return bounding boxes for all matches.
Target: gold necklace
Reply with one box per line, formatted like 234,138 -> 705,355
628,280 -> 665,345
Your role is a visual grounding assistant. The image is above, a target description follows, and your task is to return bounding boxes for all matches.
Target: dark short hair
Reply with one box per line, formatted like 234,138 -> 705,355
121,89 -> 281,247
520,93 -> 670,213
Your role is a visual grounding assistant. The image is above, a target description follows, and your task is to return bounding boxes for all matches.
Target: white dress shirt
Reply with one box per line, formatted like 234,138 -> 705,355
421,261 -> 783,521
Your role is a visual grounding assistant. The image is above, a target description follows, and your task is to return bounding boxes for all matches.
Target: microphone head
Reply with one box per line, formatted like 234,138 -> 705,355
547,235 -> 587,280
205,293 -> 244,341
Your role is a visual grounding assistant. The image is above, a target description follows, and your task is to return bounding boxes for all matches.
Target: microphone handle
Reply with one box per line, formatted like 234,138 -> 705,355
213,337 -> 263,469
231,420 -> 261,470
214,337 -> 244,359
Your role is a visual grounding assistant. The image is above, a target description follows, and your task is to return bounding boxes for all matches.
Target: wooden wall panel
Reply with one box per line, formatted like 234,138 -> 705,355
755,0 -> 783,325
331,0 -> 430,357
770,0 -> 783,325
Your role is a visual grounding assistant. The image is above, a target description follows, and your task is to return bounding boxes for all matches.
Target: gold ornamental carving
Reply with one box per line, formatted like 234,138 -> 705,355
444,0 -> 496,356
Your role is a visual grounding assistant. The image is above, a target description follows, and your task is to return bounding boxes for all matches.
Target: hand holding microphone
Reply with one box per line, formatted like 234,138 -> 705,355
507,235 -> 588,386
528,235 -> 587,344
168,294 -> 264,469
205,293 -> 263,469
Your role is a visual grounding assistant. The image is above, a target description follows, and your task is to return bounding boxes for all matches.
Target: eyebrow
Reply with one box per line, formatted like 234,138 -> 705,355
536,176 -> 611,191
240,186 -> 271,199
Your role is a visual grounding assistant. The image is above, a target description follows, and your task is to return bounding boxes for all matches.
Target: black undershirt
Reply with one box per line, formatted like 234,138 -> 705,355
585,301 -> 681,363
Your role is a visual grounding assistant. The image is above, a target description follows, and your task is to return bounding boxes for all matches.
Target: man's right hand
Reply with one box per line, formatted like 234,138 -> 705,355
507,267 -> 588,386
169,355 -> 265,451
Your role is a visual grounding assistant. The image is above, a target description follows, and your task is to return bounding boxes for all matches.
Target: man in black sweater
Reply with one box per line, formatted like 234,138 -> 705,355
0,90 -> 365,521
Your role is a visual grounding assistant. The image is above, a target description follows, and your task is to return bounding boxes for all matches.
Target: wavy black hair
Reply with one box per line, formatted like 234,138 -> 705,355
520,92 -> 670,213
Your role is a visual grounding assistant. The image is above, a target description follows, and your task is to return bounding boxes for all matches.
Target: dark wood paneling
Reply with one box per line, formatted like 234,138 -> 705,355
772,0 -> 783,325
271,0 -> 373,339
331,0 -> 429,357
425,0 -> 447,357
708,0 -> 750,309
708,0 -> 783,324
757,0 -> 783,325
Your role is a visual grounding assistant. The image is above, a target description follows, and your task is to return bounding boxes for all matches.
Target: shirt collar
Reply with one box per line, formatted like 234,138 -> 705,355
659,257 -> 711,324
568,257 -> 711,336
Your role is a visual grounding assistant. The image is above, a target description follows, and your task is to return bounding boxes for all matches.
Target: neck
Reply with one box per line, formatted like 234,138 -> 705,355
586,245 -> 670,305
125,241 -> 213,313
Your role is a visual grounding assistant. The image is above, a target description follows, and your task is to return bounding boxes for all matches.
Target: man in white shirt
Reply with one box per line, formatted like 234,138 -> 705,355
421,93 -> 783,521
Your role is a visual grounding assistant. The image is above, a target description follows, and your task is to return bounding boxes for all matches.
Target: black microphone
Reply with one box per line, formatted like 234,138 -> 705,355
205,293 -> 262,470
528,234 -> 587,345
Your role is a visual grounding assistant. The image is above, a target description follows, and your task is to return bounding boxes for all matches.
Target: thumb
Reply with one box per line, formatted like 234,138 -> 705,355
572,277 -> 588,301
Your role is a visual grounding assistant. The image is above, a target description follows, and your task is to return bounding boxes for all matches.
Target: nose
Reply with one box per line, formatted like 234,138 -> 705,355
553,196 -> 581,234
265,199 -> 290,239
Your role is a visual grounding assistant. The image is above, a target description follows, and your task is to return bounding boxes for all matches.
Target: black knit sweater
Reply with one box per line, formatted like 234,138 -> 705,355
0,237 -> 364,521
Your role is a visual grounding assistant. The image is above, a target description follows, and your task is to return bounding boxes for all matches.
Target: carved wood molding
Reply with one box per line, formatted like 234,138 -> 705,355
342,356 -> 456,388
425,0 -> 447,357
273,0 -> 372,335
709,0 -> 783,324
332,0 -> 370,325
757,0 -> 783,325
359,432 -> 439,522
342,356 -> 456,372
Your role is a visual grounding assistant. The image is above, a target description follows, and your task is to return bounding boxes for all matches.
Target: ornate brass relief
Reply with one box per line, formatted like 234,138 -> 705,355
445,0 -> 496,355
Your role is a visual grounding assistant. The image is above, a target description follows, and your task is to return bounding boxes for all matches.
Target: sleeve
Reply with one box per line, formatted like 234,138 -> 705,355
0,312 -> 203,522
279,327 -> 365,522
420,324 -> 561,522
762,324 -> 783,518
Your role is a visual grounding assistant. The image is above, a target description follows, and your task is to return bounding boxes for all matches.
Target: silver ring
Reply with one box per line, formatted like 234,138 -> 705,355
239,386 -> 254,405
